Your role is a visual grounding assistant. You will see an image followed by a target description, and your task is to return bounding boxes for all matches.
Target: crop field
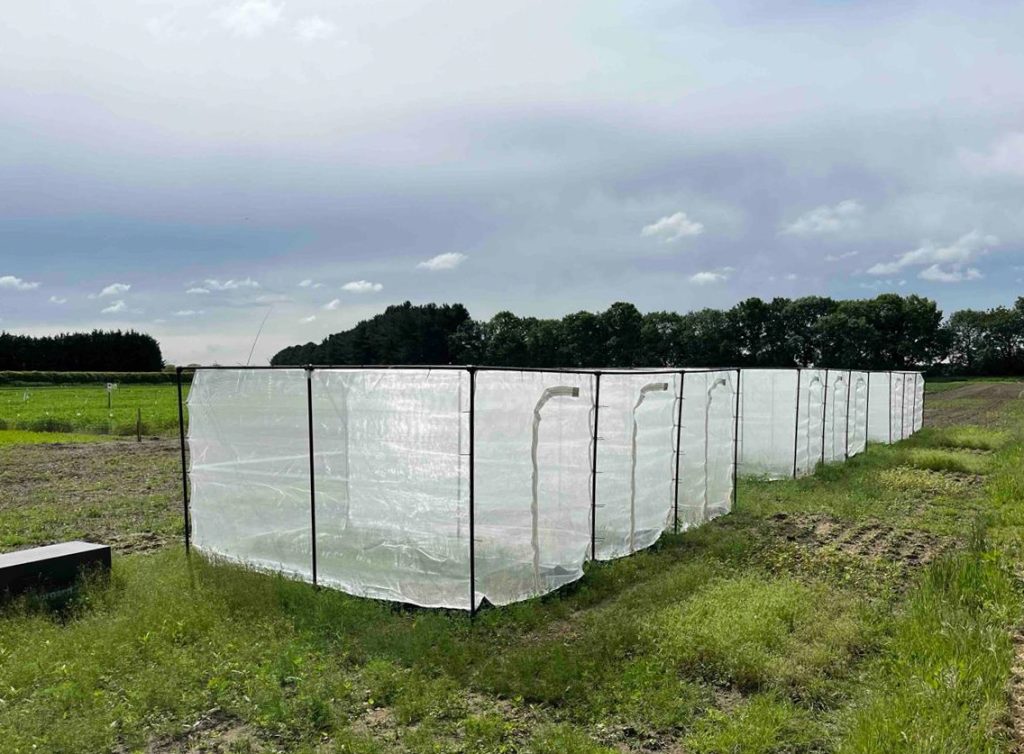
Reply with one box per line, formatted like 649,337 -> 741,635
0,383 -> 184,436
0,380 -> 1023,753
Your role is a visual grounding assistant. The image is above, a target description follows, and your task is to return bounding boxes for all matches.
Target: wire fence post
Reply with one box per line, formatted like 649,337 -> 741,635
820,369 -> 829,467
468,367 -> 477,617
844,369 -> 852,460
792,368 -> 802,478
673,370 -> 685,534
732,369 -> 741,509
176,366 -> 190,554
590,371 -> 602,559
305,366 -> 318,587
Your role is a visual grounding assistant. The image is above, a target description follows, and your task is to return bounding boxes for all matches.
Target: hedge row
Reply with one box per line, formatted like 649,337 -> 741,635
0,371 -> 193,386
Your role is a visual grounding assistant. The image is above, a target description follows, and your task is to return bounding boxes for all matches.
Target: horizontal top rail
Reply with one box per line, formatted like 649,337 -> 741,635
177,364 -> 923,375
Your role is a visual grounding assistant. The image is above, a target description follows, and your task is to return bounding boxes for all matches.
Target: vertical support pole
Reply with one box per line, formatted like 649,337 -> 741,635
820,369 -> 829,466
305,366 -> 318,587
468,367 -> 477,616
792,368 -> 801,479
673,370 -> 685,534
590,372 -> 602,558
888,371 -> 893,444
920,373 -> 927,430
865,371 -> 871,446
732,369 -> 741,509
911,373 -> 919,435
844,369 -> 852,460
176,366 -> 190,554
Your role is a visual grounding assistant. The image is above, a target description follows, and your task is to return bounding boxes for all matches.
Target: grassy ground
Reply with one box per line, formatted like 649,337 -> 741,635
0,383 -> 184,436
0,380 -> 1022,753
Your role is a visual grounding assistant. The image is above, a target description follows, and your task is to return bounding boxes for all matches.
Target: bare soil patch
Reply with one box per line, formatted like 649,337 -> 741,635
926,382 -> 1024,428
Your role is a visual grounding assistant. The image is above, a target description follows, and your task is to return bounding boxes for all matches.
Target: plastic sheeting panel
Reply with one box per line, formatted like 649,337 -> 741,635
891,373 -> 907,441
188,369 -> 314,580
473,370 -> 594,608
311,369 -> 469,609
822,370 -> 851,464
914,374 -> 925,432
595,373 -> 679,560
794,369 -> 826,476
739,370 -> 800,480
848,372 -> 869,457
867,372 -> 893,444
678,370 -> 737,530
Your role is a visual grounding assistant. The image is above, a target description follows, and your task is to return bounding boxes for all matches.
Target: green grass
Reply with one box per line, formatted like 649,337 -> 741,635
0,429 -> 113,445
1,379 -> 1023,752
0,383 -> 184,436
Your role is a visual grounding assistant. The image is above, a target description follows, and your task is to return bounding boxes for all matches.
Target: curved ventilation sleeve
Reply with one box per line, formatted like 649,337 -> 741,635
738,369 -> 800,479
473,371 -> 593,608
822,371 -> 849,464
678,370 -> 736,529
867,371 -> 893,444
594,374 -> 677,560
848,372 -> 869,457
795,369 -> 825,477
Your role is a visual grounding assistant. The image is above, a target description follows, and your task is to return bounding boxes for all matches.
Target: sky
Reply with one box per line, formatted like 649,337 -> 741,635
1,0 -> 1022,365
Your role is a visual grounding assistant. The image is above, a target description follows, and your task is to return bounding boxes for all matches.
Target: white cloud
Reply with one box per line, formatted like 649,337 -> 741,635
918,265 -> 983,283
689,267 -> 734,285
101,300 -> 127,314
961,132 -> 1024,177
212,0 -> 282,38
295,15 -> 336,41
341,280 -> 383,293
298,279 -> 314,288
300,314 -> 317,323
640,211 -> 704,242
323,298 -> 341,310
99,282 -> 131,297
824,250 -> 859,262
186,287 -> 210,295
784,273 -> 798,281
174,309 -> 204,317
418,252 -> 467,271
0,275 -> 40,291
205,277 -> 260,291
782,199 -> 863,236
49,295 -> 67,304
866,230 -> 998,282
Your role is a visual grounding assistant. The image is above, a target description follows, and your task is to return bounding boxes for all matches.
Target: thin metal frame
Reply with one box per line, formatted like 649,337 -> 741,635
792,368 -> 802,479
468,367 -> 477,616
732,369 -> 741,508
673,370 -> 685,534
175,366 -> 190,553
590,372 -> 602,559
305,367 -> 318,587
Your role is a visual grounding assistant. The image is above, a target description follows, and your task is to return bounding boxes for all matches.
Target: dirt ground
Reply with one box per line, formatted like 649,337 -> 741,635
0,438 -> 183,553
925,381 -> 1024,428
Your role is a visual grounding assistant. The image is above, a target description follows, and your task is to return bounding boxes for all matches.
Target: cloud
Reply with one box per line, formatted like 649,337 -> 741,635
99,282 -> 131,297
49,296 -> 67,304
0,275 -> 40,291
341,280 -> 383,293
295,16 -> 336,41
824,251 -> 859,262
174,309 -> 204,317
298,279 -> 314,288
918,265 -> 983,283
782,200 -> 863,236
101,300 -> 127,314
640,211 -> 704,243
323,298 -> 341,310
212,0 -> 282,38
866,230 -> 998,282
418,252 -> 467,271
205,278 -> 260,291
689,267 -> 734,285
300,314 -> 317,323
961,132 -> 1024,177
186,287 -> 210,295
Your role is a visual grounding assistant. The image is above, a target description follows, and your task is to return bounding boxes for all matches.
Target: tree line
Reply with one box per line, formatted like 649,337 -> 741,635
270,295 -> 1024,374
0,330 -> 164,371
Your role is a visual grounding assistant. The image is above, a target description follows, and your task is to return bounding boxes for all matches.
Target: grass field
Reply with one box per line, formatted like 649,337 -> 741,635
0,383 -> 184,436
0,380 -> 1022,753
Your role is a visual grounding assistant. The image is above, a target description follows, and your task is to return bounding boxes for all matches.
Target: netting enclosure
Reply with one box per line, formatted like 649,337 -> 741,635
181,366 -> 923,612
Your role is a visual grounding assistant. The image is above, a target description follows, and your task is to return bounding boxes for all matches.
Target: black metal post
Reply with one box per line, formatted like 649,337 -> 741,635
673,371 -> 685,534
792,368 -> 801,478
844,370 -> 852,460
176,366 -> 190,553
884,368 -> 892,444
305,367 -> 318,587
865,371 -> 871,446
590,372 -> 602,558
732,369 -> 741,508
820,369 -> 829,466
468,367 -> 477,616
